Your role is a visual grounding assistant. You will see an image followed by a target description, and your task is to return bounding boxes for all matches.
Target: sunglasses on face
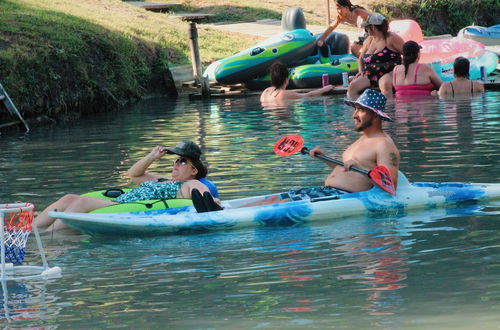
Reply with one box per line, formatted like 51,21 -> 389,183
173,157 -> 195,169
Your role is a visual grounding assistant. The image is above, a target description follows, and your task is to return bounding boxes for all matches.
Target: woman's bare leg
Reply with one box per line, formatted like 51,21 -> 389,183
347,76 -> 370,99
36,195 -> 115,231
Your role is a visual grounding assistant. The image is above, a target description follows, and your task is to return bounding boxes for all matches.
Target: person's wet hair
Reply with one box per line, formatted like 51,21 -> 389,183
190,158 -> 207,179
402,40 -> 421,77
269,62 -> 289,88
454,56 -> 470,79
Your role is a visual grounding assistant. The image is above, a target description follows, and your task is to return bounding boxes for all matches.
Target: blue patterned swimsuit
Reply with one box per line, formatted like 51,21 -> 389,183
116,181 -> 184,203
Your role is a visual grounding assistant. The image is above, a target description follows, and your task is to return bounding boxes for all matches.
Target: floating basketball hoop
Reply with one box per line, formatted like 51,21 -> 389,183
0,203 -> 61,280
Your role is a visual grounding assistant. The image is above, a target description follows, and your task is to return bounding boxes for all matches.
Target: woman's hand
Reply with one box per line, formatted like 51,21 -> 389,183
148,146 -> 166,161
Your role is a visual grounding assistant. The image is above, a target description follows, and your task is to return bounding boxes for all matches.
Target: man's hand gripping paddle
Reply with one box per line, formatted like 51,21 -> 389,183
273,135 -> 396,195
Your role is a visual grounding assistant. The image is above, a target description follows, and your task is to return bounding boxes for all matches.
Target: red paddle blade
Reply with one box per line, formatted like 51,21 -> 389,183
368,165 -> 397,196
273,135 -> 304,156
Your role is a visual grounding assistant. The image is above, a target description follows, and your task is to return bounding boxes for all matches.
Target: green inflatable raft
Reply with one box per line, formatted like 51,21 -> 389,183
82,189 -> 193,214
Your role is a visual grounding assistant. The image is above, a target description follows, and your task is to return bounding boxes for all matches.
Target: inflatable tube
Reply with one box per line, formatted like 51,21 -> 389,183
281,7 -> 306,31
419,38 -> 486,64
203,29 -> 316,85
244,54 -> 358,90
289,54 -> 358,88
457,24 -> 500,46
389,19 -> 424,43
81,189 -> 193,214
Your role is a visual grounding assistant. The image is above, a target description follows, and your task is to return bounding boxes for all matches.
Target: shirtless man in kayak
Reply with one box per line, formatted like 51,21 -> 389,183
311,88 -> 400,193
246,89 -> 399,206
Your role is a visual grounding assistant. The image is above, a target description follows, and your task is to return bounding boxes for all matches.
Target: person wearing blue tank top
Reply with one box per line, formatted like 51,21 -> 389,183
35,141 -> 220,232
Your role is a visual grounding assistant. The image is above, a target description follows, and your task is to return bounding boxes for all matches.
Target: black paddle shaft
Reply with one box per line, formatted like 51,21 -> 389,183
300,147 -> 370,176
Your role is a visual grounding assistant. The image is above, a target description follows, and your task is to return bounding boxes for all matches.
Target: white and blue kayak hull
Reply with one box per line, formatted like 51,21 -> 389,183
50,174 -> 500,236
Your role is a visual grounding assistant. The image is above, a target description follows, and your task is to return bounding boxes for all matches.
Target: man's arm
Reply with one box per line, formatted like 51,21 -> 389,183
376,140 -> 400,188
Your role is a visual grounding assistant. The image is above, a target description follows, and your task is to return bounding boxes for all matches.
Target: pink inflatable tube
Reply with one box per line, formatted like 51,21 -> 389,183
419,39 -> 486,64
389,19 -> 423,43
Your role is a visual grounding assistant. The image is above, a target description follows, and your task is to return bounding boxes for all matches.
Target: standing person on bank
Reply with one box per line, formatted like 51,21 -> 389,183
317,0 -> 372,57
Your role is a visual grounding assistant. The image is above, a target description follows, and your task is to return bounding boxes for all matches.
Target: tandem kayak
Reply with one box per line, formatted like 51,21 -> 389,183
49,173 -> 500,236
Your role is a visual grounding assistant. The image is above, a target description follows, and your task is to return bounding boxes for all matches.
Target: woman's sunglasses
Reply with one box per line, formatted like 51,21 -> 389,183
173,157 -> 196,169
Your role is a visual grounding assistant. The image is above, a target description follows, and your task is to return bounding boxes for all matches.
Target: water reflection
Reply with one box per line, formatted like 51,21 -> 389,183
0,91 -> 499,328
0,278 -> 59,328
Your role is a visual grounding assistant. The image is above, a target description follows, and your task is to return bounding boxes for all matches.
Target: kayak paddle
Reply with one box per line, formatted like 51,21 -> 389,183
273,134 -> 396,195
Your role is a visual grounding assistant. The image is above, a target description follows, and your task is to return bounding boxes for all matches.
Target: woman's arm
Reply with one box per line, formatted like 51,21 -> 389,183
357,37 -> 371,74
388,33 -> 405,54
126,146 -> 165,184
301,84 -> 335,97
317,20 -> 342,46
474,81 -> 485,93
438,82 -> 451,97
426,64 -> 443,89
283,85 -> 334,99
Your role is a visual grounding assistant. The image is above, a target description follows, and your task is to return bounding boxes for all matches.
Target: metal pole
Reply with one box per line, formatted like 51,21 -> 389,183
326,0 -> 331,25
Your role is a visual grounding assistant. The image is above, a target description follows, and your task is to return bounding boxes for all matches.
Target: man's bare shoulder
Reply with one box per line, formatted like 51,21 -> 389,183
371,134 -> 398,150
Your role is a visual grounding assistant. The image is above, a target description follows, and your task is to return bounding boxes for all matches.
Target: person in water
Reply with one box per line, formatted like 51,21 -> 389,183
391,40 -> 442,97
260,62 -> 334,106
35,141 -> 218,231
438,56 -> 485,97
347,13 -> 404,99
317,0 -> 372,57
245,89 -> 400,206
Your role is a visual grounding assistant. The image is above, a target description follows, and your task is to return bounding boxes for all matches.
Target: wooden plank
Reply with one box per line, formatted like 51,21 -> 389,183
126,1 -> 181,12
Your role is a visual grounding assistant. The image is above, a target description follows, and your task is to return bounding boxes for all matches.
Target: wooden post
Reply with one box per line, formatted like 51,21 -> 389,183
175,14 -> 213,97
187,21 -> 202,83
326,0 -> 331,25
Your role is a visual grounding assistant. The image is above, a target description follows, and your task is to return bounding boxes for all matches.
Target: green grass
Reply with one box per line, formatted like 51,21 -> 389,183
0,0 -> 261,120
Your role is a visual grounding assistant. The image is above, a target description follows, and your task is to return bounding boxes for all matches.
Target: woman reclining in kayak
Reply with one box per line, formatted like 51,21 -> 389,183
36,141 -> 219,232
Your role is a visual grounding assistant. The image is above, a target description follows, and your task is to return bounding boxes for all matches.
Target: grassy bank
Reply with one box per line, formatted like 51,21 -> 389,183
0,0 -> 260,124
0,0 -> 497,126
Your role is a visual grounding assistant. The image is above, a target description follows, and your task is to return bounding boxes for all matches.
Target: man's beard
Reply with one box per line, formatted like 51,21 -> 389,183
355,114 -> 374,132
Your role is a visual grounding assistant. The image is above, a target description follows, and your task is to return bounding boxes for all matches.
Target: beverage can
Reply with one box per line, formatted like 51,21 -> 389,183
431,60 -> 441,74
322,74 -> 329,87
480,66 -> 486,81
342,72 -> 349,87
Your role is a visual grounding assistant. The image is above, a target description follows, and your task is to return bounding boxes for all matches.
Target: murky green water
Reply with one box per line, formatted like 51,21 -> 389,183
0,92 -> 499,328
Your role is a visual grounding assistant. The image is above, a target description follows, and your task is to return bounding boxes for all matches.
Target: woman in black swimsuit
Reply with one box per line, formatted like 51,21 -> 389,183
438,57 -> 485,97
347,13 -> 404,99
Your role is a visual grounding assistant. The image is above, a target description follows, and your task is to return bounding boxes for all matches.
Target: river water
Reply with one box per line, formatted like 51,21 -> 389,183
0,92 -> 499,328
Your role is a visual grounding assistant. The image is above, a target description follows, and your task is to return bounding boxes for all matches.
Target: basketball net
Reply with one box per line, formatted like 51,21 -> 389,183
1,203 -> 34,265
